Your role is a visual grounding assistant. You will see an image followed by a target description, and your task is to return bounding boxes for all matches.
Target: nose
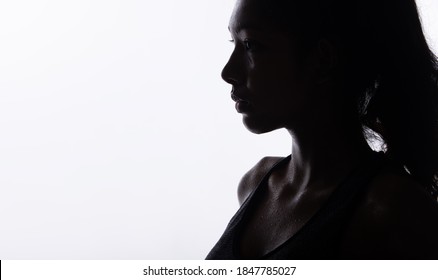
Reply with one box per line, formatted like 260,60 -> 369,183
221,50 -> 243,86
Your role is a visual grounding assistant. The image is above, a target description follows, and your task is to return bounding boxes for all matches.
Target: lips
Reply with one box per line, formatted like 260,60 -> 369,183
231,93 -> 242,102
231,91 -> 249,102
231,92 -> 251,113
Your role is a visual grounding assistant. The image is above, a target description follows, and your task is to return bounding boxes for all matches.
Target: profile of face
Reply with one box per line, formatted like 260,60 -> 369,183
222,0 -> 328,134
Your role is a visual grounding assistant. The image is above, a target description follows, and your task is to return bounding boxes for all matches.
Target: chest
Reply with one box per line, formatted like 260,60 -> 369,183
237,187 -> 329,258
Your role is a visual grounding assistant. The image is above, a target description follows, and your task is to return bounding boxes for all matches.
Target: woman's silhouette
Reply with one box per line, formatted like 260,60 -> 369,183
206,0 -> 438,259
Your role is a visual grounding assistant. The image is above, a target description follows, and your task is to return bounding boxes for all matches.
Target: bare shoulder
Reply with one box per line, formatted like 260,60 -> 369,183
341,167 -> 438,259
237,156 -> 284,205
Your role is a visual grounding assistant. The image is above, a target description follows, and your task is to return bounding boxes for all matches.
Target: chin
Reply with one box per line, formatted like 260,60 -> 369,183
242,115 -> 281,134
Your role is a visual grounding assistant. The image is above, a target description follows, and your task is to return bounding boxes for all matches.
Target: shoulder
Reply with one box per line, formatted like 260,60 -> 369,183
341,166 -> 438,259
237,156 -> 284,205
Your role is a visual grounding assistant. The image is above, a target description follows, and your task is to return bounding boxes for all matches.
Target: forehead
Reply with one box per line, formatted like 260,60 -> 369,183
229,0 -> 273,33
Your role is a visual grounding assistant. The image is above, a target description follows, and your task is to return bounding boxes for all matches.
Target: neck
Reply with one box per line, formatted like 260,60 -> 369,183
285,116 -> 373,193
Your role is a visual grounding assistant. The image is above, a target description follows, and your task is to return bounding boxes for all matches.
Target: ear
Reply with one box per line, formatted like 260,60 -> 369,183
312,39 -> 338,85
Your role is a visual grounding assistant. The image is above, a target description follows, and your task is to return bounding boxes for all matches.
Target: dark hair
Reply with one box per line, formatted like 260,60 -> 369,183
262,0 -> 438,199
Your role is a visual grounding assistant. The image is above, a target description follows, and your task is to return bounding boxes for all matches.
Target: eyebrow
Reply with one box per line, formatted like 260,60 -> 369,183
228,23 -> 263,34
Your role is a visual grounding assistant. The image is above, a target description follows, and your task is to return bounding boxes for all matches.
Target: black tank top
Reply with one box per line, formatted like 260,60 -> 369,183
206,152 -> 386,259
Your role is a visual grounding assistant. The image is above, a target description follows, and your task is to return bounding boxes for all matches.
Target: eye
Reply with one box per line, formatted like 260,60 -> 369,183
243,39 -> 256,51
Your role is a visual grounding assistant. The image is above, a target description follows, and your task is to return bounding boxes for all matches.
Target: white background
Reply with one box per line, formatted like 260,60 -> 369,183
0,0 -> 437,259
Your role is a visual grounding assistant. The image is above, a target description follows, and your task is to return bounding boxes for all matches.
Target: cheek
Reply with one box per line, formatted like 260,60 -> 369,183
250,64 -> 307,104
260,75 -> 315,127
247,63 -> 290,91
270,60 -> 313,103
